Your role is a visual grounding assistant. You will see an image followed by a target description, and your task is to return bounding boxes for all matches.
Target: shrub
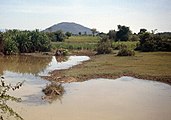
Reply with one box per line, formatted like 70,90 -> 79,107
42,82 -> 65,102
55,48 -> 68,56
113,43 -> 127,50
117,48 -> 135,56
137,32 -> 171,52
96,36 -> 113,54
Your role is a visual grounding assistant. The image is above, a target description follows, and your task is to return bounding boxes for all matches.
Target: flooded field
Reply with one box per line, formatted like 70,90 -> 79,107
0,55 -> 90,103
0,55 -> 171,120
11,77 -> 171,120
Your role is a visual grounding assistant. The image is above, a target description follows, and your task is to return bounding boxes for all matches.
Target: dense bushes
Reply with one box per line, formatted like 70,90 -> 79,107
137,32 -> 171,52
2,30 -> 51,55
96,36 -> 113,54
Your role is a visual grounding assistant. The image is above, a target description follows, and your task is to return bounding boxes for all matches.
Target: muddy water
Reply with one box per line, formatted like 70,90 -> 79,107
1,56 -> 171,120
0,55 -> 90,103
11,77 -> 171,120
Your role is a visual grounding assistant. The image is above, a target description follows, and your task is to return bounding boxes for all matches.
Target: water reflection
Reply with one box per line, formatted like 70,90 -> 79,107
12,77 -> 171,120
0,55 -> 90,104
0,55 -> 51,75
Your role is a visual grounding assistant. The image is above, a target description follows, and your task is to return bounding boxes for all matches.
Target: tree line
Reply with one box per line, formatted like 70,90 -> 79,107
0,29 -> 51,55
98,25 -> 171,52
0,25 -> 170,55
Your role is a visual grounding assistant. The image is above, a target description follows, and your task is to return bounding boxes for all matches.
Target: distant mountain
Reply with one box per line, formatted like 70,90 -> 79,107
44,22 -> 92,35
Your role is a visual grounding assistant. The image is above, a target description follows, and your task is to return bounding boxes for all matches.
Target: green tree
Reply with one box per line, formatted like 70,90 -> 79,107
91,28 -> 97,37
0,32 -> 4,53
116,25 -> 131,41
108,30 -> 116,40
78,32 -> 82,36
54,30 -> 66,42
65,32 -> 72,38
138,28 -> 147,34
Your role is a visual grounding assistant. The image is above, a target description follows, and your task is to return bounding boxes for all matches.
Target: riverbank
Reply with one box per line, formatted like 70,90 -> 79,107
44,51 -> 171,85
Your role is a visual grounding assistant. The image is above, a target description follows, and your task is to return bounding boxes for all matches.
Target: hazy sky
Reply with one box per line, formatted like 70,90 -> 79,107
0,0 -> 171,33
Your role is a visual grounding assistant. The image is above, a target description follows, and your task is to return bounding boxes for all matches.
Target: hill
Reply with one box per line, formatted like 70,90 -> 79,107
44,22 -> 92,35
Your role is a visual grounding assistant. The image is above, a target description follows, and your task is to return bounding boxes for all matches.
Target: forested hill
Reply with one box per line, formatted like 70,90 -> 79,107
44,22 -> 92,35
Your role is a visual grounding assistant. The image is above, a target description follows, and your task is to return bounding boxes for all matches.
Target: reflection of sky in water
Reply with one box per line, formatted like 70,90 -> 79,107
2,56 -> 90,104
39,56 -> 90,76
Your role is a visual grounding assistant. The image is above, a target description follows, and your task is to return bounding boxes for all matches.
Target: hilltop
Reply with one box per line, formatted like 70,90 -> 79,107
44,22 -> 92,35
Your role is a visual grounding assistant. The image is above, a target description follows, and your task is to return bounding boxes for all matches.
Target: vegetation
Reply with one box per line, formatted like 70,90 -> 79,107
112,41 -> 138,50
55,48 -> 69,56
0,77 -> 24,120
136,31 -> 171,52
117,47 -> 135,56
116,25 -> 131,41
96,36 -> 113,54
65,32 -> 72,38
42,82 -> 65,102
52,36 -> 99,50
91,28 -> 97,37
53,30 -> 66,42
2,29 -> 51,55
53,52 -> 171,85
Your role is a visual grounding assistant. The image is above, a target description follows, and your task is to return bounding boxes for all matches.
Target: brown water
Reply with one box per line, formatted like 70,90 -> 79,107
0,55 -> 90,103
10,77 -> 171,120
1,56 -> 171,120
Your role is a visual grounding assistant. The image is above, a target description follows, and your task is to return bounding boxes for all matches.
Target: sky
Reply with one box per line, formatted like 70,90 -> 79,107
0,0 -> 171,33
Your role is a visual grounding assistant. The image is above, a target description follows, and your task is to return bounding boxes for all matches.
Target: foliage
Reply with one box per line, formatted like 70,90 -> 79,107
97,32 -> 107,38
55,48 -> 68,56
117,47 -> 135,56
91,28 -> 97,37
96,36 -> 113,54
42,82 -> 65,103
0,77 -> 24,120
116,25 -> 131,41
52,36 -> 99,50
129,34 -> 140,41
138,28 -> 147,34
65,32 -> 72,38
108,30 -> 116,40
112,41 -> 138,50
137,32 -> 171,52
0,32 -> 4,53
2,29 -> 51,55
78,32 -> 82,36
53,30 -> 66,42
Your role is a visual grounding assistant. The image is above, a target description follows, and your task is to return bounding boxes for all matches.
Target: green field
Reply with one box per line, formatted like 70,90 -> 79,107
52,36 -> 138,50
52,36 -> 99,50
49,36 -> 171,85
54,52 -> 171,84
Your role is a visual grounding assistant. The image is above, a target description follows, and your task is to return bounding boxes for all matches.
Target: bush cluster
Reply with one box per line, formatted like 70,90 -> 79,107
117,47 -> 135,56
2,29 -> 51,55
96,36 -> 113,54
137,32 -> 171,52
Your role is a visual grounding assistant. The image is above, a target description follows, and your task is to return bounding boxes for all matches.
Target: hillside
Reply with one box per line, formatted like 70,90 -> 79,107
44,22 -> 92,35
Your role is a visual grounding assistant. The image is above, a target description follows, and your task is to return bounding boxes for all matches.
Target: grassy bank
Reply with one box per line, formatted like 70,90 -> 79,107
47,51 -> 171,85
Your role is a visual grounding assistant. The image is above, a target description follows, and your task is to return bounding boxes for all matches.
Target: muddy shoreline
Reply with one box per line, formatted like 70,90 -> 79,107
43,70 -> 171,85
42,57 -> 171,85
5,51 -> 170,85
